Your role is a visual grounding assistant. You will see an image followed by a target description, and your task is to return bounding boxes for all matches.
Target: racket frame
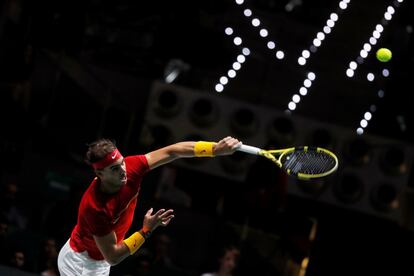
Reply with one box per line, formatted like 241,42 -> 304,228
238,144 -> 338,180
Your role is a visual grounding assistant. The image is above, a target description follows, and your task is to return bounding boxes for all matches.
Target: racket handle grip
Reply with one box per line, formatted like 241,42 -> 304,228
237,144 -> 262,155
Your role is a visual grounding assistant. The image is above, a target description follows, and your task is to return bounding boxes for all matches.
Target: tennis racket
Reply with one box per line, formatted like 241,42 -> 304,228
237,144 -> 339,180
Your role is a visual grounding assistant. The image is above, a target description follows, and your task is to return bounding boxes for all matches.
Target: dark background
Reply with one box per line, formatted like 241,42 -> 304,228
1,0 -> 414,275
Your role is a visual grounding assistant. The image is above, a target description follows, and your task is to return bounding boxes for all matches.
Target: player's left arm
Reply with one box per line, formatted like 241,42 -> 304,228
93,208 -> 174,266
145,136 -> 241,170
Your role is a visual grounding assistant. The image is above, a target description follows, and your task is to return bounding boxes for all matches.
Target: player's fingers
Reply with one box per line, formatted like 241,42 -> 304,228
162,214 -> 175,221
231,141 -> 242,149
146,208 -> 154,215
158,209 -> 174,219
161,218 -> 173,226
153,208 -> 165,217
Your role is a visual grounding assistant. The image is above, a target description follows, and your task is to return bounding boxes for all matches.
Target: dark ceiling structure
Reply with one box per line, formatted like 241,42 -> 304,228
0,1 -> 404,141
1,1 -> 414,275
19,0 -> 413,142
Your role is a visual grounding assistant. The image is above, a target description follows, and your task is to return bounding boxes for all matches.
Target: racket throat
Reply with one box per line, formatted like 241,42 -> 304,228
260,151 -> 281,167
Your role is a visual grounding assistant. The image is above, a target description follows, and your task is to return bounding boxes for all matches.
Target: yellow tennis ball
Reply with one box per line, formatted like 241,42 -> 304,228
376,48 -> 392,62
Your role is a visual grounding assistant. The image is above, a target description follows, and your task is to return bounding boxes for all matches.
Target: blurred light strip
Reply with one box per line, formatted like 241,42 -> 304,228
298,0 -> 351,66
354,1 -> 404,134
286,72 -> 316,112
214,27 -> 250,93
356,90 -> 384,135
234,0 -> 285,60
346,0 -> 404,78
287,0 -> 350,112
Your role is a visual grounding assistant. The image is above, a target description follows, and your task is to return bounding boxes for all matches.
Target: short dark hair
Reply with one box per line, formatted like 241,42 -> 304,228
85,139 -> 116,165
219,245 -> 240,260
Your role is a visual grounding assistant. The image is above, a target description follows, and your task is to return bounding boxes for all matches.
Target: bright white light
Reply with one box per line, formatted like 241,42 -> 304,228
267,41 -> 275,49
317,32 -> 325,41
237,55 -> 246,63
244,9 -> 252,17
376,24 -> 384,32
302,50 -> 310,58
369,37 -> 377,45
235,0 -> 244,5
304,79 -> 312,88
288,102 -> 296,110
346,69 -> 355,77
276,51 -> 285,59
357,128 -> 364,135
252,18 -> 260,27
363,43 -> 371,52
299,87 -> 308,96
259,29 -> 268,37
242,47 -> 250,56
298,57 -> 306,65
225,27 -> 233,35
382,69 -> 390,77
307,72 -> 316,81
387,6 -> 395,15
378,90 -> 385,98
384,12 -> 392,20
327,19 -> 335,28
339,2 -> 348,10
349,61 -> 357,70
232,62 -> 241,70
292,94 -> 301,103
215,84 -> 224,92
233,37 -> 242,45
165,70 -> 179,83
323,26 -> 332,34
360,119 -> 368,128
220,76 -> 228,85
373,30 -> 381,39
364,112 -> 372,121
367,73 -> 375,81
228,69 -> 236,78
313,38 -> 321,47
330,13 -> 339,21
360,49 -> 368,58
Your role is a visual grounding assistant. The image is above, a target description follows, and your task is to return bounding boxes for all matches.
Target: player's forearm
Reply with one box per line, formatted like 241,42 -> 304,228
146,141 -> 211,169
166,141 -> 218,158
104,242 -> 131,266
168,141 -> 198,158
145,138 -> 239,170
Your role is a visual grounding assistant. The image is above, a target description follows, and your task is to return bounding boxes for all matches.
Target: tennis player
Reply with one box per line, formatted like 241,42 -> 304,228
58,136 -> 241,275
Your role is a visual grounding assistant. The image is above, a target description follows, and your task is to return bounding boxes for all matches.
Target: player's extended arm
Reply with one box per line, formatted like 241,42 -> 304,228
93,208 -> 174,266
145,136 -> 241,170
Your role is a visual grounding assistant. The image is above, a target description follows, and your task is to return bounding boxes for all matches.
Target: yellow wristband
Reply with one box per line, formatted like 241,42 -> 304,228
194,141 -> 215,157
123,231 -> 145,255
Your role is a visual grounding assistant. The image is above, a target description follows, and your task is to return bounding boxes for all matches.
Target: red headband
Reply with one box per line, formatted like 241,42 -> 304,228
92,148 -> 123,170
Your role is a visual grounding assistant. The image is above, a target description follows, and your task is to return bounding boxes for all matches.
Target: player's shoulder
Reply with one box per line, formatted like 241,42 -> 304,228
125,155 -> 149,169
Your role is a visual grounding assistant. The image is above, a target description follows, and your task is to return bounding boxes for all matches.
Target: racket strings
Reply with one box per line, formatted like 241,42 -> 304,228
282,151 -> 336,175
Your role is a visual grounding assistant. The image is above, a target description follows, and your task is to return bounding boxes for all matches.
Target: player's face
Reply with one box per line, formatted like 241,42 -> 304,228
219,250 -> 239,273
99,158 -> 127,187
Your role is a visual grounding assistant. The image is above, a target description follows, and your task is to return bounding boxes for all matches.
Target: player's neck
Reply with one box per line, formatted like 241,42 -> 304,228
99,179 -> 121,194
